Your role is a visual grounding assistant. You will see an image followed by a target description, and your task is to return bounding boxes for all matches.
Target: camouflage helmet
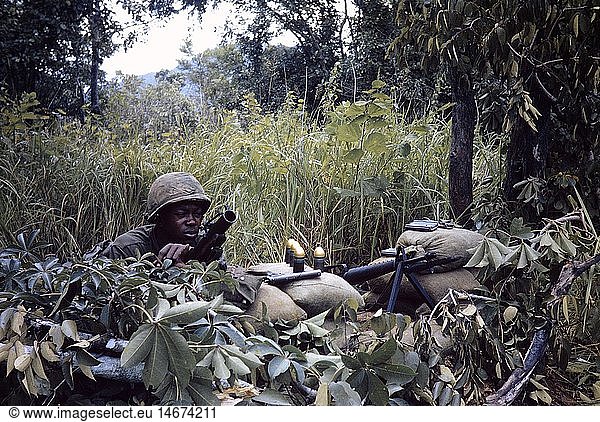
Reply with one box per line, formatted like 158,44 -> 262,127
146,172 -> 211,222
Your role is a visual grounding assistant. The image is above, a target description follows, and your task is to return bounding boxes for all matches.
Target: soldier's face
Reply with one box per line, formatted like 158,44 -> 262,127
159,202 -> 205,244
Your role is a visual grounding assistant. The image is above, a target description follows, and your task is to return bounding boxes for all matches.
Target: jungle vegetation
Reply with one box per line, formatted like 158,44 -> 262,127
0,0 -> 599,406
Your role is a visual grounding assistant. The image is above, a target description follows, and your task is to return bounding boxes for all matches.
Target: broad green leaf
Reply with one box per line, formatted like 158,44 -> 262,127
517,246 -> 529,269
305,352 -> 342,368
373,364 -> 417,385
220,344 -> 263,370
291,361 -> 305,384
539,232 -> 553,247
158,326 -> 194,389
357,351 -> 372,366
370,338 -> 396,365
61,320 -> 78,340
347,368 -> 368,398
212,349 -> 230,380
268,355 -> 290,379
158,301 -> 211,324
336,123 -> 361,142
75,349 -> 101,367
558,232 -> 577,257
524,243 -> 541,261
503,306 -> 518,323
405,351 -> 420,371
305,322 -> 329,338
78,364 -> 95,381
252,388 -> 292,406
121,324 -> 154,368
187,381 -> 220,406
343,148 -> 365,164
367,372 -> 389,406
364,132 -> 389,154
438,386 -> 453,406
246,335 -> 283,356
487,241 -> 505,269
465,242 -> 485,268
416,362 -> 430,387
40,341 -> 60,363
370,312 -> 396,335
225,353 -> 251,376
489,237 -> 513,255
341,354 -> 362,370
432,380 -> 444,400
142,328 -> 167,389
282,344 -> 306,361
329,381 -> 362,406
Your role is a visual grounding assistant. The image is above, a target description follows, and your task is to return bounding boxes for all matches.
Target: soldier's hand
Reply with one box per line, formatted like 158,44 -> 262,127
158,243 -> 192,266
190,233 -> 221,262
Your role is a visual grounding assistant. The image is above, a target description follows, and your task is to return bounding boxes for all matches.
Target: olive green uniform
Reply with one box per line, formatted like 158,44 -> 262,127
100,225 -> 161,260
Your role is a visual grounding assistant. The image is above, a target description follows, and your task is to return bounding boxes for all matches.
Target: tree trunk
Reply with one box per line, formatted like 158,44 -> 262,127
90,2 -> 101,115
447,67 -> 475,224
502,84 -> 551,203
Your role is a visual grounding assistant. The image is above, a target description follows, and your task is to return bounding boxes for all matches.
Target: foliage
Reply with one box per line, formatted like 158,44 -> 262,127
2,65 -> 600,405
0,231 -> 462,405
3,214 -> 597,406
0,0 -> 327,114
391,0 -> 600,218
1,82 -> 497,265
173,42 -> 310,112
0,0 -> 121,115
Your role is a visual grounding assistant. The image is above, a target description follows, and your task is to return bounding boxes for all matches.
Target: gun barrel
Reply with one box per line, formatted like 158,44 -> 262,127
209,209 -> 237,236
343,259 -> 395,285
267,270 -> 321,286
204,209 -> 237,249
187,208 -> 236,262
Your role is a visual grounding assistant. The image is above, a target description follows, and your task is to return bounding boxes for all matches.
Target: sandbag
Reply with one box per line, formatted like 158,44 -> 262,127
363,266 -> 481,314
245,284 -> 307,322
397,228 -> 484,272
280,272 -> 365,317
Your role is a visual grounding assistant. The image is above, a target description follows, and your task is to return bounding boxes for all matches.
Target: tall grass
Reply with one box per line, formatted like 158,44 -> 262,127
0,83 -> 503,267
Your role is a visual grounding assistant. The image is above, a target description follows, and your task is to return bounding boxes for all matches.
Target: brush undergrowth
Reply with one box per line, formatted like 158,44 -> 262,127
2,81 -> 599,406
0,81 -> 503,267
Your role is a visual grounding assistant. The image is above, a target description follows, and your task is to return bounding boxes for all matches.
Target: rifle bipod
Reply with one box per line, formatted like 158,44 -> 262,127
385,247 -> 457,313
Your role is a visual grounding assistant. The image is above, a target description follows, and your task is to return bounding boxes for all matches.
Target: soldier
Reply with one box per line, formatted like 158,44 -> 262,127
101,172 -> 223,265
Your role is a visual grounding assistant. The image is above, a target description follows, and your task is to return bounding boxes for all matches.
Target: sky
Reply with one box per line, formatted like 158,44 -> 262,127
101,3 -> 232,78
101,3 -> 295,79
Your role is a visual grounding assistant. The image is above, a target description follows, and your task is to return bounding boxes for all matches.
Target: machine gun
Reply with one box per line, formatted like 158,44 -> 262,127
188,207 -> 237,263
342,247 -> 458,312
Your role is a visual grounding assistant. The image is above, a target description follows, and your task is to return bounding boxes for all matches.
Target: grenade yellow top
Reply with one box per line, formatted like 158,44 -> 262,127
294,245 -> 305,258
314,246 -> 325,258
